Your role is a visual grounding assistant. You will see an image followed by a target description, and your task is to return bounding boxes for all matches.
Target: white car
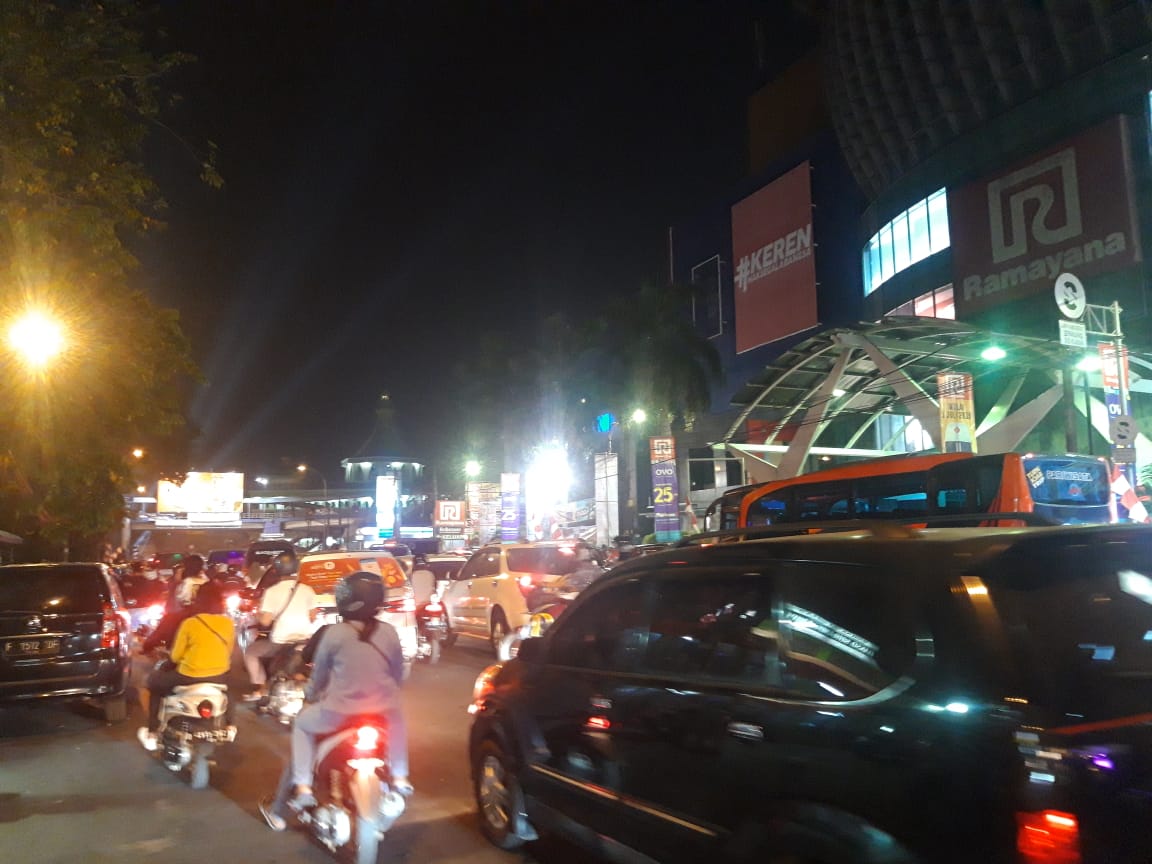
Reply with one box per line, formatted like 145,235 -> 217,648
441,542 -> 593,654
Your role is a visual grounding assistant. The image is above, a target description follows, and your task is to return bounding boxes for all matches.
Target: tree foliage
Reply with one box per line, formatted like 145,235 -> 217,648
0,1 -> 209,552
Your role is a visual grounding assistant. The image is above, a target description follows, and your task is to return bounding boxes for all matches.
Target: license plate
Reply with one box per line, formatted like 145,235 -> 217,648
322,612 -> 341,625
192,728 -> 230,742
4,637 -> 61,657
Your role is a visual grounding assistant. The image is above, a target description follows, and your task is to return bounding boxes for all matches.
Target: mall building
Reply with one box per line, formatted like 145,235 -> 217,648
669,0 -> 1152,521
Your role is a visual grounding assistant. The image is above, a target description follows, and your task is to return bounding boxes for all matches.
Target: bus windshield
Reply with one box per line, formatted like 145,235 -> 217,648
1022,456 -> 1112,524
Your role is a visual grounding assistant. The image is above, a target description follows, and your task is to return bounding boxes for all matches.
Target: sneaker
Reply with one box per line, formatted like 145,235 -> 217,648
259,797 -> 286,832
289,790 -> 317,810
136,727 -> 158,752
242,691 -> 266,703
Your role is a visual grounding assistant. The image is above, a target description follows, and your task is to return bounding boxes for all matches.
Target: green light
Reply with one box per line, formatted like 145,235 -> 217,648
980,346 -> 1007,361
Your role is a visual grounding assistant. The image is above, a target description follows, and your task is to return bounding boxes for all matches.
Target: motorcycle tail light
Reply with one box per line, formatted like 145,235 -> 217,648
425,601 -> 443,613
355,726 -> 381,752
383,597 -> 418,614
197,700 -> 214,719
225,594 -> 241,613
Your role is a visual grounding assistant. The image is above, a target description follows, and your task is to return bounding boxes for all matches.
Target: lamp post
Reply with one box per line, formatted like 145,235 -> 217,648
7,308 -> 68,371
297,464 -> 330,547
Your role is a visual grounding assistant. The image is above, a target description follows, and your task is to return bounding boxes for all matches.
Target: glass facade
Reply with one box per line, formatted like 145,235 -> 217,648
887,284 -> 955,319
862,189 -> 949,295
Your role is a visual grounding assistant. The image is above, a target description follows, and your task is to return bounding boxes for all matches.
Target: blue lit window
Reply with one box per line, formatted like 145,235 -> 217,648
862,188 -> 949,296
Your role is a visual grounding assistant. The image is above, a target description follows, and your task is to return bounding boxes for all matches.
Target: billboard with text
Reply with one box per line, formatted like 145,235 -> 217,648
731,161 -> 817,352
156,472 -> 244,523
949,115 -> 1141,316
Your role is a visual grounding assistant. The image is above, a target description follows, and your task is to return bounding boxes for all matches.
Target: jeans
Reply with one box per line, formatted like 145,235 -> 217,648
269,701 -> 409,818
145,665 -> 230,731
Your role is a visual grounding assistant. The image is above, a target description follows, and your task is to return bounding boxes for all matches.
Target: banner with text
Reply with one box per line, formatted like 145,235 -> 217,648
649,437 -> 681,542
500,472 -> 521,542
937,373 -> 977,453
465,481 -> 501,544
1098,341 -> 1131,419
594,453 -> 619,548
949,115 -> 1141,316
731,161 -> 817,353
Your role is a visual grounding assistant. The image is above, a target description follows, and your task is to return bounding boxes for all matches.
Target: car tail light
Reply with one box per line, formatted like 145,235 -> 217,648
383,597 -> 417,614
1017,810 -> 1081,864
197,700 -> 214,719
225,594 -> 241,613
517,573 -> 544,597
354,726 -> 381,752
101,603 -> 119,649
585,715 -> 611,730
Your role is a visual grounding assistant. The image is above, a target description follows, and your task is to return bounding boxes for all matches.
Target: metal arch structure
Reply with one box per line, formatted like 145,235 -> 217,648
721,317 -> 1098,483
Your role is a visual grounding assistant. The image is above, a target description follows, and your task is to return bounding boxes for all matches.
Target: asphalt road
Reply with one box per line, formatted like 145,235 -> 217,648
0,638 -> 585,864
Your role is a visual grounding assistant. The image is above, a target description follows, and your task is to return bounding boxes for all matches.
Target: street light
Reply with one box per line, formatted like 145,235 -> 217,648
7,308 -> 68,370
464,459 -> 481,478
297,464 -> 330,546
631,408 -> 647,424
131,448 -> 145,460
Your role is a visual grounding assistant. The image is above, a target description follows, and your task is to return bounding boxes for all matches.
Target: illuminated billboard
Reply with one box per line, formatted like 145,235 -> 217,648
731,161 -> 817,352
156,472 -> 244,524
375,474 -> 397,536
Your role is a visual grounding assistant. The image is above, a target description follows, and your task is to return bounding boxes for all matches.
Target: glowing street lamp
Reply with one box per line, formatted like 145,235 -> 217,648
631,408 -> 647,424
7,308 -> 67,370
1076,355 -> 1103,373
131,448 -> 145,460
464,459 -> 481,478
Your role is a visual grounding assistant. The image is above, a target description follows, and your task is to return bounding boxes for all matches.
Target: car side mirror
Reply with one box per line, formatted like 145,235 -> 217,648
517,637 -> 544,664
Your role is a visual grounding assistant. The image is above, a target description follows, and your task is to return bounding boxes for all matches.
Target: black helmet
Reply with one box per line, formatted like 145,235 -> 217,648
335,571 -> 385,621
272,552 -> 298,579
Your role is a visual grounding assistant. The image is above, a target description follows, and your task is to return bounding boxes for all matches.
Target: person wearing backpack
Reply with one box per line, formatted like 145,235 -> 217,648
243,552 -> 318,702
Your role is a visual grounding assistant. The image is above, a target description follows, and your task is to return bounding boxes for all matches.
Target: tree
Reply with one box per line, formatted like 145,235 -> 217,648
0,1 -> 213,555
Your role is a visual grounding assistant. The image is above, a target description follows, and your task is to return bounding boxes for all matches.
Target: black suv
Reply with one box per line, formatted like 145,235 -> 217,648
0,563 -> 131,722
469,524 -> 1152,864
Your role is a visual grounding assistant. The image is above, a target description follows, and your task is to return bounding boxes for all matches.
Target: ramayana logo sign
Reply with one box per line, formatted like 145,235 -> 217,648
949,115 -> 1140,316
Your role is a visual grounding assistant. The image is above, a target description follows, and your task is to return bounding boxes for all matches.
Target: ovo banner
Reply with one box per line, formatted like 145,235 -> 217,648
937,373 -> 977,453
730,161 -> 817,353
649,437 -> 681,543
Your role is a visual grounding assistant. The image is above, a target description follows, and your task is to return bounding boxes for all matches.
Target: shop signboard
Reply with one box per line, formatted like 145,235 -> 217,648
649,436 -> 681,542
434,500 -> 465,528
937,373 -> 977,453
730,161 -> 817,352
950,115 -> 1141,317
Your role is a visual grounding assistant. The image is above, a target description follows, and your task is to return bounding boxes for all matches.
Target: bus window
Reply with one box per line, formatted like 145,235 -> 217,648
747,489 -> 792,526
930,455 -> 1006,514
853,472 -> 927,518
1021,455 -> 1113,524
792,482 -> 851,521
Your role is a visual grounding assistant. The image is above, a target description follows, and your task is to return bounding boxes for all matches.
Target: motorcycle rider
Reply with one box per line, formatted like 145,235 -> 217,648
260,570 -> 411,831
243,552 -> 317,702
167,554 -> 207,613
137,580 -> 236,751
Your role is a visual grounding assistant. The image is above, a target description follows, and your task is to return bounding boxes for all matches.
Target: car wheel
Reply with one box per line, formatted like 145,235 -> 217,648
473,738 -> 527,851
102,694 -> 127,724
489,611 -> 509,657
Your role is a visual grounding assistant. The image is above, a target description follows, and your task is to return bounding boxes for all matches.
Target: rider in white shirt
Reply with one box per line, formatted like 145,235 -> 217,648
243,553 -> 318,701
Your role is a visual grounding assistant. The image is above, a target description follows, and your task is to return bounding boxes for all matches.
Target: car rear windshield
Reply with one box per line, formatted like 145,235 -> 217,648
979,529 -> 1152,722
506,547 -> 584,576
1022,456 -> 1111,505
0,566 -> 106,614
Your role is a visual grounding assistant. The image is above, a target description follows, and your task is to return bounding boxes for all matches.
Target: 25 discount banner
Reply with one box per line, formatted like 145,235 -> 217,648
649,437 -> 681,543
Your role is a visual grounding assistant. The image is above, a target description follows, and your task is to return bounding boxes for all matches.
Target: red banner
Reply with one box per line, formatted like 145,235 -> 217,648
731,162 -> 817,353
949,115 -> 1141,316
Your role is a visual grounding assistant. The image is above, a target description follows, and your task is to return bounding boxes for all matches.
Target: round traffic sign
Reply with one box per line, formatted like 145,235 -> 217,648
1054,272 -> 1086,319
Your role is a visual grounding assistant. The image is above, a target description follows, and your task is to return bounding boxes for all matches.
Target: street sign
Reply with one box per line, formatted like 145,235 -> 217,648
1110,414 -> 1138,445
1058,319 -> 1087,348
1055,272 -> 1086,319
1112,445 -> 1137,464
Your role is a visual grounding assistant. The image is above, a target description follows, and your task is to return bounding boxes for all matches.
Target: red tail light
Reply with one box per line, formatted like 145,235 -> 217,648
424,601 -> 443,613
585,715 -> 611,730
197,700 -> 214,719
101,603 -> 119,649
517,574 -> 542,597
1017,810 -> 1081,864
383,598 -> 417,614
354,726 -> 380,752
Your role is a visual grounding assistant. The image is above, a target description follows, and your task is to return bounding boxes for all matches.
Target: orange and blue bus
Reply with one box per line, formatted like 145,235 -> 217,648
705,452 -> 1116,530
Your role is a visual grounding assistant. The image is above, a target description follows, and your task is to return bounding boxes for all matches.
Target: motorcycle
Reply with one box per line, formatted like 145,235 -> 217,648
257,641 -> 309,725
151,672 -> 234,789
274,717 -> 406,864
414,593 -> 447,664
498,583 -> 580,661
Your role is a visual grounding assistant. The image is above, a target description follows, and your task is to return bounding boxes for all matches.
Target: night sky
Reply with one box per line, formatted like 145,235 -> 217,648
137,0 -> 813,479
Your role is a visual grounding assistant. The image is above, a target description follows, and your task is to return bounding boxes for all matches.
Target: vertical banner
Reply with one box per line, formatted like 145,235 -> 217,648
937,373 -> 977,453
594,453 -> 619,548
500,472 -> 521,543
375,474 -> 398,536
649,437 -> 681,543
465,481 -> 502,545
1098,342 -> 1131,418
731,161 -> 817,353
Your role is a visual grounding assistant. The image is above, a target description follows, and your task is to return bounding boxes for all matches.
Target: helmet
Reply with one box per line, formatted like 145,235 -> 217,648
271,552 -> 298,579
335,571 -> 385,621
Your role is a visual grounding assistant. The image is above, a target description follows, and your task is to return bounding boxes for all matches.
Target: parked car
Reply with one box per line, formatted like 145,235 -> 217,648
443,541 -> 596,654
468,523 -> 1152,864
0,562 -> 131,722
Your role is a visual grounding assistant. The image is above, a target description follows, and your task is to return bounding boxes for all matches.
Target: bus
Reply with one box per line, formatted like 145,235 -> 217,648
705,452 -> 1116,530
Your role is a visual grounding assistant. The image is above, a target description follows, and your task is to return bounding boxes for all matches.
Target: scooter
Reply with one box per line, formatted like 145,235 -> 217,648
153,678 -> 234,789
414,594 -> 447,664
258,641 -> 309,725
498,588 -> 578,661
276,717 -> 406,864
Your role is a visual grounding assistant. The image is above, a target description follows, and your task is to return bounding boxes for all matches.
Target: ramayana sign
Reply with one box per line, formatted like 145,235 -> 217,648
949,115 -> 1141,316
